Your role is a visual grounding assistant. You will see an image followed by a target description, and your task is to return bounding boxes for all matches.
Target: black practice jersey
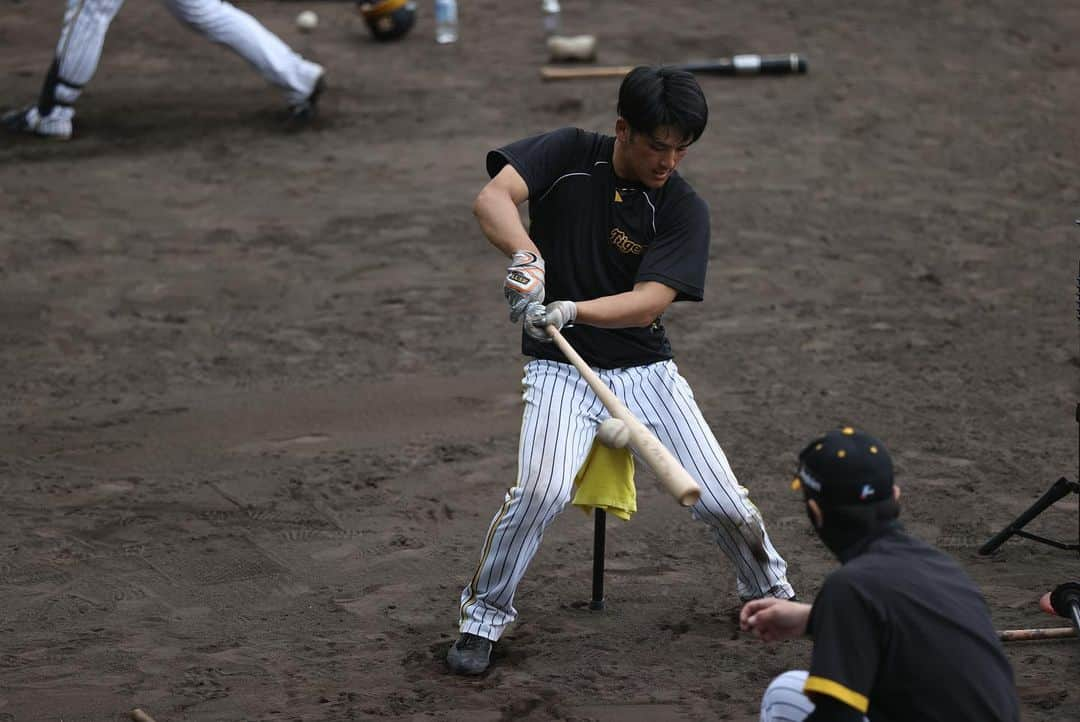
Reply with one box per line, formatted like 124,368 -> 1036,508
487,127 -> 710,369
805,527 -> 1019,722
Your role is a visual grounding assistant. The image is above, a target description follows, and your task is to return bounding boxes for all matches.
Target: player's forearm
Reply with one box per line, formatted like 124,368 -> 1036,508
796,602 -> 813,637
473,187 -> 538,259
575,290 -> 667,329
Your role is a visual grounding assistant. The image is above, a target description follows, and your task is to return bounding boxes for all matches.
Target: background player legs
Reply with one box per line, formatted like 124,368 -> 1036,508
4,0 -> 323,139
611,361 -> 794,601
163,0 -> 323,107
457,359 -> 603,641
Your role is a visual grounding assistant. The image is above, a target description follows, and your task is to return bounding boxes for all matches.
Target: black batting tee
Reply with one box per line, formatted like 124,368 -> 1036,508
805,527 -> 1019,722
487,126 -> 710,369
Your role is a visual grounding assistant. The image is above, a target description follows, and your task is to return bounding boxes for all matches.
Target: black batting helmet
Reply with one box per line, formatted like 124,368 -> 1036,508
357,0 -> 417,42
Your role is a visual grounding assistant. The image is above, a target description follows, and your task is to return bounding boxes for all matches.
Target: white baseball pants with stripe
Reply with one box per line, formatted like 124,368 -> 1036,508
42,0 -> 321,112
458,358 -> 794,641
760,671 -> 869,722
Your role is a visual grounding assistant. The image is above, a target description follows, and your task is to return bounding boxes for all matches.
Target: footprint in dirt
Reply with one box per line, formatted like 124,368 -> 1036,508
172,666 -> 229,704
659,620 -> 691,637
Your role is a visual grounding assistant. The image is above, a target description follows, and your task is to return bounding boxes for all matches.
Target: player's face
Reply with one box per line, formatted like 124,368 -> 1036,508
618,122 -> 691,188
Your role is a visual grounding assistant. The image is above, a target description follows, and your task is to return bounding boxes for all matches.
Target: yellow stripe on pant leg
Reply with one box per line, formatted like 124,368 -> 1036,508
458,487 -> 516,627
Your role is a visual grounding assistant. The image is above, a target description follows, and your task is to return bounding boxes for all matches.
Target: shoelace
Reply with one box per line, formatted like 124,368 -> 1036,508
458,634 -> 487,649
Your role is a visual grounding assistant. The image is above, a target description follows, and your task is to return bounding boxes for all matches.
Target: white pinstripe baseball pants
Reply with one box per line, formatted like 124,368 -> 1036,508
760,671 -> 869,722
43,0 -> 321,111
458,358 -> 794,641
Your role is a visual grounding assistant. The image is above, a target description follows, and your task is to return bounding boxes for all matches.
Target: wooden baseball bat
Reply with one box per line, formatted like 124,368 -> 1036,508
998,627 -> 1076,642
546,325 -> 701,507
541,53 -> 808,81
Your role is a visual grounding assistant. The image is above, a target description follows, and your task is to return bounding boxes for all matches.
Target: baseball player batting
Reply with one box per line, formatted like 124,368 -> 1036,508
2,0 -> 325,140
447,65 -> 795,676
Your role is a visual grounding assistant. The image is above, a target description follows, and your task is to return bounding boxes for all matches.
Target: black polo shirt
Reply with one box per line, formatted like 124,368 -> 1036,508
487,126 -> 710,369
805,526 -> 1019,721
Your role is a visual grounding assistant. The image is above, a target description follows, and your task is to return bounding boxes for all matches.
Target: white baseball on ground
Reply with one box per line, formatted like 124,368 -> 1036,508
296,10 -> 319,31
596,417 -> 630,449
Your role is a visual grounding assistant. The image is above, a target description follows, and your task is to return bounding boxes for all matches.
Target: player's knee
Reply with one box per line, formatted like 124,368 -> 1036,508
513,484 -> 567,514
694,495 -> 751,527
81,0 -> 125,24
761,670 -> 812,722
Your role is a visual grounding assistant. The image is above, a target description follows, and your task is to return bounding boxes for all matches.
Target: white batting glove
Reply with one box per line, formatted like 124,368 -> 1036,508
524,300 -> 577,342
504,251 -> 545,322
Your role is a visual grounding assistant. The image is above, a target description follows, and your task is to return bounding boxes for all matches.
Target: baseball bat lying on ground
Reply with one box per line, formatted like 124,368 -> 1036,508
997,627 -> 1076,642
541,53 -> 808,81
546,325 -> 701,507
999,583 -> 1080,642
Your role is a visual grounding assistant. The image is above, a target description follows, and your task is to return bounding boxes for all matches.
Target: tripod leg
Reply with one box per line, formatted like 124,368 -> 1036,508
979,477 -> 1075,555
590,509 -> 606,610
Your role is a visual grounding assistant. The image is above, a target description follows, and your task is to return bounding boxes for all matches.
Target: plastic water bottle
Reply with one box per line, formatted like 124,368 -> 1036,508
434,0 -> 458,44
541,0 -> 560,37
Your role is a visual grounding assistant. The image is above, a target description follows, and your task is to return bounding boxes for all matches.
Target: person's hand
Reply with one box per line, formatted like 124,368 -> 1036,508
739,598 -> 812,642
523,300 -> 577,342
504,251 -> 545,322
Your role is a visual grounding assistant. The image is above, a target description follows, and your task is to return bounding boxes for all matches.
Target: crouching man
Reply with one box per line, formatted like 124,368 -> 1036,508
741,427 -> 1019,722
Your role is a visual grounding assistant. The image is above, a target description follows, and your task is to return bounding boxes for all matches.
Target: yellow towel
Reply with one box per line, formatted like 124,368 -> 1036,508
572,439 -> 637,521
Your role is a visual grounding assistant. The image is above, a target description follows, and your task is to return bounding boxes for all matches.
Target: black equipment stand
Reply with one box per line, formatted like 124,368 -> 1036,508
978,250 -> 1080,556
978,468 -> 1080,555
590,509 -> 606,610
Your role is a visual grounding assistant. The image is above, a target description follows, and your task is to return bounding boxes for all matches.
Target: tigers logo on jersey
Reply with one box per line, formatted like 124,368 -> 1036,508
610,227 -> 644,255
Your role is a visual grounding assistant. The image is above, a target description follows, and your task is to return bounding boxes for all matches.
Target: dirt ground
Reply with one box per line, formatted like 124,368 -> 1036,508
1,0 -> 1079,719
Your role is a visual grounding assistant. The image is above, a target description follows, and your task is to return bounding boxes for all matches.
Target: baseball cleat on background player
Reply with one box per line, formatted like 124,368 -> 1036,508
446,632 -> 492,675
286,69 -> 326,130
1,105 -> 73,140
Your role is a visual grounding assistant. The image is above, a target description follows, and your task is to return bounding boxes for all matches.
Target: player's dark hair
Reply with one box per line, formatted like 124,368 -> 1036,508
826,498 -> 901,528
812,498 -> 901,559
617,65 -> 708,145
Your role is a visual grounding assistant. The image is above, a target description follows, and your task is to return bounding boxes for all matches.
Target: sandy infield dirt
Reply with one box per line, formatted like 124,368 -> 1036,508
1,0 -> 1079,719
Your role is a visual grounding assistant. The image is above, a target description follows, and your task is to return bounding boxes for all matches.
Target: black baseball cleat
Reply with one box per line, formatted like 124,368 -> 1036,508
285,73 -> 325,130
446,632 -> 492,675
